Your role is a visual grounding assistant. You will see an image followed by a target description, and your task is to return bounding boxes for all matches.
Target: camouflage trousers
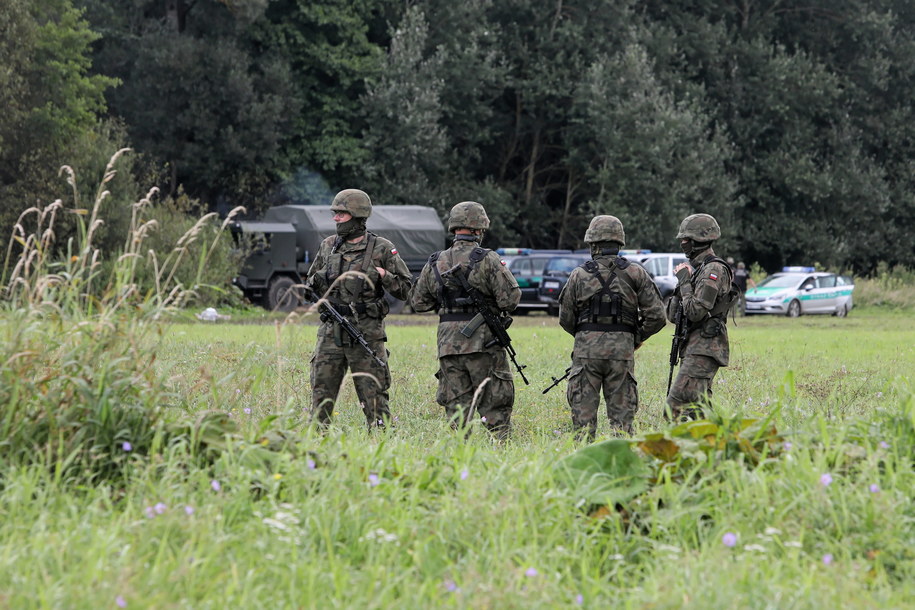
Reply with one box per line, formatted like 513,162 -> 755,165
310,332 -> 391,428
435,350 -> 514,438
566,357 -> 638,439
666,353 -> 719,420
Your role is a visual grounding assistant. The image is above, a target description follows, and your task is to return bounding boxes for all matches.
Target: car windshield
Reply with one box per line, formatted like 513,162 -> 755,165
546,257 -> 585,275
757,274 -> 804,288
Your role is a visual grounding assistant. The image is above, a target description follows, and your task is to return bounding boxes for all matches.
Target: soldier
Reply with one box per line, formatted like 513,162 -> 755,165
666,213 -> 736,420
304,189 -> 413,429
410,201 -> 521,438
558,215 -> 666,440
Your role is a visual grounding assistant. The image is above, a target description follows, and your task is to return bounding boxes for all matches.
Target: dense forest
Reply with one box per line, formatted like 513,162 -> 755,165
2,0 -> 915,273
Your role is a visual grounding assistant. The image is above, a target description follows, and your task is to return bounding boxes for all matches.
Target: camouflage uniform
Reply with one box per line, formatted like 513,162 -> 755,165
666,214 -> 734,419
304,190 -> 412,428
558,216 -> 666,438
410,201 -> 521,437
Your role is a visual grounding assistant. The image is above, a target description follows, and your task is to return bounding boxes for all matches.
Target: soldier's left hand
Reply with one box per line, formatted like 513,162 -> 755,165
375,266 -> 387,278
674,262 -> 693,284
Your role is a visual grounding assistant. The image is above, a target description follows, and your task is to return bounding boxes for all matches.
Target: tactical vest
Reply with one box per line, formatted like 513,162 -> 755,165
575,257 -> 639,334
429,246 -> 489,321
323,232 -> 386,316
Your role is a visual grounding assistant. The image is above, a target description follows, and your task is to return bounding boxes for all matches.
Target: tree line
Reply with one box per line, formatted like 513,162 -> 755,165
3,0 -> 915,274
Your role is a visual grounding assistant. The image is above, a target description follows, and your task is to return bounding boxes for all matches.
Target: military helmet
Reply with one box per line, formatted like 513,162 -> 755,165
447,201 -> 490,231
676,213 -> 720,242
584,215 -> 625,246
330,189 -> 372,218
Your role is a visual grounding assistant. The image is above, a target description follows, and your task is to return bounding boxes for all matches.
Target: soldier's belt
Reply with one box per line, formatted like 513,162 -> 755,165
575,322 -> 637,334
327,301 -> 383,316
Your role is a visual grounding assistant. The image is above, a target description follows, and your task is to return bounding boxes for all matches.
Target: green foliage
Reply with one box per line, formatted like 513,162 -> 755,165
554,439 -> 652,505
0,0 -> 118,251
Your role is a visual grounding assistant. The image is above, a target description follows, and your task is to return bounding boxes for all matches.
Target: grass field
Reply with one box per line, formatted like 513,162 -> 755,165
2,307 -> 914,608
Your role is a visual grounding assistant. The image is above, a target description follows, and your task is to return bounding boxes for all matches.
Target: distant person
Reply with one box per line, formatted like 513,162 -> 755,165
733,261 -> 755,315
410,201 -> 521,439
667,213 -> 736,420
304,189 -> 413,430
558,215 -> 666,440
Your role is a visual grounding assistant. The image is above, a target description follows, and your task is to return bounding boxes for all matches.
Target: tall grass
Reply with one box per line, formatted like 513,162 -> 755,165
0,150 -> 242,481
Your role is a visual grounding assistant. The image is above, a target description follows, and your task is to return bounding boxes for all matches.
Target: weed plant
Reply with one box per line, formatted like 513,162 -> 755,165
0,150 -> 241,483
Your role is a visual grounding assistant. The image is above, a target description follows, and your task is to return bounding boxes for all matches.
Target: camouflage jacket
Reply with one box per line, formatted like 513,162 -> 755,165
559,254 -> 666,359
667,247 -> 732,366
305,232 -> 412,342
411,238 -> 521,356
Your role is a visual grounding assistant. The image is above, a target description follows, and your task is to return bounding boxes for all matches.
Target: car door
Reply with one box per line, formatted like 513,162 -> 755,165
813,274 -> 838,313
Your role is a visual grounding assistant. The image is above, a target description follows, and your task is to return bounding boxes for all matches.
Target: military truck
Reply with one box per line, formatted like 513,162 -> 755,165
231,204 -> 446,311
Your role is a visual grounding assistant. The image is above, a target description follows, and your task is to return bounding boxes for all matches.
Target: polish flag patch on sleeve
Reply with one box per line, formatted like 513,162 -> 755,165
709,272 -> 719,281
391,248 -> 398,255
500,259 -> 507,265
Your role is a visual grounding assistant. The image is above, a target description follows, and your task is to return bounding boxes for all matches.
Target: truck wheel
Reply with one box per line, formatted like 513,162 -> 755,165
268,276 -> 300,312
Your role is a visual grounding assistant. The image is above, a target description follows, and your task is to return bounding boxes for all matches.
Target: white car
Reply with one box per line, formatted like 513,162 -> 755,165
633,252 -> 689,300
745,268 -> 854,317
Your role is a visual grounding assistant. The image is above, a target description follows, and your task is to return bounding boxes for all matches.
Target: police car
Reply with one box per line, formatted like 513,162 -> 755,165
745,267 -> 854,317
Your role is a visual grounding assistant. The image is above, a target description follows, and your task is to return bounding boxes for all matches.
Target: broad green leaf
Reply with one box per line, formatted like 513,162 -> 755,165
554,439 -> 652,506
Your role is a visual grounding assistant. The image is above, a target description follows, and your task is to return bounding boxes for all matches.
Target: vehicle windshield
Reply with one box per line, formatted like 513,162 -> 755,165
545,257 -> 586,275
757,274 -> 804,289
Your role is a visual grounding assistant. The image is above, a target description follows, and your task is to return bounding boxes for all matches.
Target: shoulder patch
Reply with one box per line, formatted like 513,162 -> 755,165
709,272 -> 719,281
500,259 -> 507,266
391,248 -> 398,255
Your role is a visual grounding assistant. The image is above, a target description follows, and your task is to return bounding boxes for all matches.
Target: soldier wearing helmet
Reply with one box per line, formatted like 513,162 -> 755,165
304,189 -> 413,430
557,215 -> 666,439
667,213 -> 736,420
410,201 -> 521,438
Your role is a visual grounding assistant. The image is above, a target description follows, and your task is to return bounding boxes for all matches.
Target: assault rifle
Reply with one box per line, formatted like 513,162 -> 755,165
542,366 -> 572,394
308,289 -> 386,368
444,264 -> 530,385
667,298 -> 688,393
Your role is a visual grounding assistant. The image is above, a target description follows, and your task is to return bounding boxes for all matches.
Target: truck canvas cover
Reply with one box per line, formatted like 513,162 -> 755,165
237,204 -> 445,263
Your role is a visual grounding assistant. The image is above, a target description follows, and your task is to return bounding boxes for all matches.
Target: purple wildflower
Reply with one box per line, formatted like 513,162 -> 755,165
154,502 -> 167,514
880,441 -> 890,449
460,469 -> 469,481
869,484 -> 880,493
782,441 -> 792,451
822,553 -> 834,566
116,595 -> 127,608
185,505 -> 195,516
576,594 -> 584,605
368,473 -> 380,487
211,480 -> 221,492
122,441 -> 132,452
144,506 -> 155,519
306,458 -> 316,470
525,567 -> 538,577
444,579 -> 458,593
820,473 -> 833,487
244,407 -> 251,415
722,532 -> 738,547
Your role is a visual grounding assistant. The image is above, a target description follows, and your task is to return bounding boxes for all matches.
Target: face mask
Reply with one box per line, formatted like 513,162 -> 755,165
335,217 -> 365,239
680,240 -> 694,256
